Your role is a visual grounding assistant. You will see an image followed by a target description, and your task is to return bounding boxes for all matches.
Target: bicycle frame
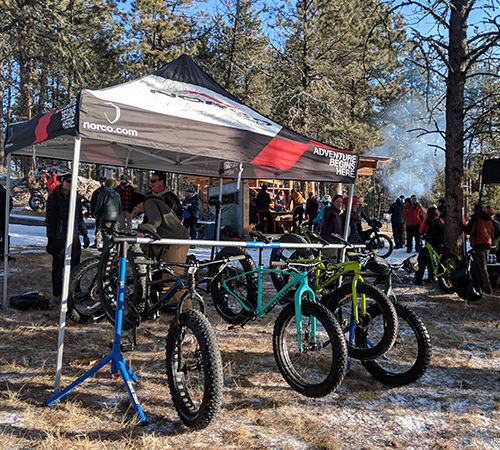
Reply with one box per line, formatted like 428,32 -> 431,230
221,247 -> 317,352
424,241 -> 447,278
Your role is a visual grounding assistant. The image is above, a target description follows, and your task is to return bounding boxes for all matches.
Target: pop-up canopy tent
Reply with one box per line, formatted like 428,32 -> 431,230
4,54 -> 359,389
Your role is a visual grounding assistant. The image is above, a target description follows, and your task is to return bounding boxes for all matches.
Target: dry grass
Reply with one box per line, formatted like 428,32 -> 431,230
1,251 -> 500,449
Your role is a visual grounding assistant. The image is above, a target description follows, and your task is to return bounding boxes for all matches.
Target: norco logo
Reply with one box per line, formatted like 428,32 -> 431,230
151,89 -> 273,127
104,102 -> 120,124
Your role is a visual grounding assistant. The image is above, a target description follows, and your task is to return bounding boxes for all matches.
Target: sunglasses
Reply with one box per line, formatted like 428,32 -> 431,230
150,178 -> 160,183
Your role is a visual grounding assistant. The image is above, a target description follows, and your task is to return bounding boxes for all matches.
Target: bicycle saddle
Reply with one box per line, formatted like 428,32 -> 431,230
249,229 -> 271,243
138,223 -> 162,241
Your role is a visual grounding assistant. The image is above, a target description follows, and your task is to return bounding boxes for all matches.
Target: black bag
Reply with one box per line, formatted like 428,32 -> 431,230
402,254 -> 419,274
451,250 -> 483,302
10,291 -> 49,311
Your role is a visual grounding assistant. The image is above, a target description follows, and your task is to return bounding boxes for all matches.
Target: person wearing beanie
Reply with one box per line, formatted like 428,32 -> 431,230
95,179 -> 122,244
403,195 -> 424,253
321,194 -> 344,260
130,190 -> 190,305
45,174 -> 89,299
341,196 -> 362,243
115,173 -> 135,233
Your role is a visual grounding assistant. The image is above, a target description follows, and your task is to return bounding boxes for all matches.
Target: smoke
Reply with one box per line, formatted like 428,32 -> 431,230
374,96 -> 445,201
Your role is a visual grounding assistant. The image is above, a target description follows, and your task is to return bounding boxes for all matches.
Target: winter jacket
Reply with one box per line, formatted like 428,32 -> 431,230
289,191 -> 304,208
95,189 -> 122,222
321,206 -> 343,243
143,196 -> 189,239
305,198 -> 319,217
256,190 -> 271,211
115,182 -> 135,212
388,199 -> 405,224
403,202 -> 424,226
90,186 -> 105,217
464,210 -> 495,249
182,193 -> 201,219
47,173 -> 60,194
274,196 -> 285,212
341,211 -> 362,243
45,185 -> 87,241
419,216 -> 444,247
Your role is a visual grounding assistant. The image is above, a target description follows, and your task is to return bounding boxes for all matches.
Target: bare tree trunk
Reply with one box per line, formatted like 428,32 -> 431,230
444,0 -> 467,256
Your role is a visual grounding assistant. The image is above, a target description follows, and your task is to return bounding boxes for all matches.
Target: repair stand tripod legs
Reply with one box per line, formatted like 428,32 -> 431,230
45,240 -> 147,424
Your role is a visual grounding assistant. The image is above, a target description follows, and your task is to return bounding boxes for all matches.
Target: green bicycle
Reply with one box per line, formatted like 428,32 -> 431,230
269,228 -> 398,361
418,240 -> 460,293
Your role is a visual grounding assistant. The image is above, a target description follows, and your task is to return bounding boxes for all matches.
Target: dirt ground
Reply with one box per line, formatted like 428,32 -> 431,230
1,249 -> 500,449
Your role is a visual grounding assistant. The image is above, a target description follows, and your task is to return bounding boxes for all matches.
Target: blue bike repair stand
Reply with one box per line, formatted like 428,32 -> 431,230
45,239 -> 148,425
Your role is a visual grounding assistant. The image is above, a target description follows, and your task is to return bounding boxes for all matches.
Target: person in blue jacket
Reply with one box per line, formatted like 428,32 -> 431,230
182,187 -> 201,239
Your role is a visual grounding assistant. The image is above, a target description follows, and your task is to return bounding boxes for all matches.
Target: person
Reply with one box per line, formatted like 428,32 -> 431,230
182,187 -> 201,239
388,196 -> 405,249
341,196 -> 362,243
464,205 -> 496,294
256,184 -> 272,233
312,194 -> 331,231
89,176 -> 106,248
250,189 -> 259,226
148,171 -> 183,220
273,190 -> 286,212
94,179 -> 122,244
45,173 -> 90,300
289,189 -> 305,231
403,195 -> 424,253
321,194 -> 343,260
305,192 -> 319,229
114,174 -> 135,234
0,184 -> 13,258
414,206 -> 444,285
46,171 -> 60,195
486,206 -> 495,218
130,192 -> 190,305
437,197 -> 446,222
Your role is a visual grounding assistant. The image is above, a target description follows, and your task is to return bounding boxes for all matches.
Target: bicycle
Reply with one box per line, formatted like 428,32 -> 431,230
269,228 -> 398,361
359,217 -> 394,259
98,237 -> 225,430
210,230 -> 348,398
418,240 -> 460,294
340,254 -> 432,386
67,256 -> 105,324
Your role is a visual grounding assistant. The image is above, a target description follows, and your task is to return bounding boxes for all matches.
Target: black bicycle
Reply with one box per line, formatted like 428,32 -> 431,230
359,217 -> 394,259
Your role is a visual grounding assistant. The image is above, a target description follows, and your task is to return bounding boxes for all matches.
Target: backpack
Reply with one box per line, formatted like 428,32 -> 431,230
162,191 -> 183,220
450,250 -> 483,302
426,217 -> 444,241
402,254 -> 419,274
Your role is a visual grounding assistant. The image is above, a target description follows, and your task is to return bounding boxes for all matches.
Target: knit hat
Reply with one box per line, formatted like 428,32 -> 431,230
61,173 -> 72,183
486,207 -> 494,215
342,196 -> 359,206
120,174 -> 129,181
104,179 -> 114,189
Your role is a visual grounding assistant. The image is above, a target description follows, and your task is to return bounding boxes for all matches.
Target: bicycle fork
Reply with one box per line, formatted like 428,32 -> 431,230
293,278 -> 316,352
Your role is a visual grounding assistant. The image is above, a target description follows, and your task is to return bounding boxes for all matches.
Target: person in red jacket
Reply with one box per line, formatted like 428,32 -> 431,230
464,205 -> 496,294
403,194 -> 424,253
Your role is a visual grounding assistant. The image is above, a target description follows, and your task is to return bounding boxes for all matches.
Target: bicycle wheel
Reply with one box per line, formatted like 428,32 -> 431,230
97,241 -> 145,330
210,247 -> 258,324
324,281 -> 398,360
68,257 -> 104,324
437,252 -> 460,294
269,234 -> 314,295
273,299 -> 348,397
29,193 -> 45,212
356,303 -> 432,386
166,308 -> 223,429
367,233 -> 393,259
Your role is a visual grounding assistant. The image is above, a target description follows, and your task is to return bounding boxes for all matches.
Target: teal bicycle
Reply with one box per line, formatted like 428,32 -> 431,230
210,232 -> 348,398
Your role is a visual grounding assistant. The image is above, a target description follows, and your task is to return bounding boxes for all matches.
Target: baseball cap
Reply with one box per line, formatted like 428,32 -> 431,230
120,174 -> 129,181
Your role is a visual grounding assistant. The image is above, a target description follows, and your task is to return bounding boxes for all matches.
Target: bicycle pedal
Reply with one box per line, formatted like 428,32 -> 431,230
228,324 -> 244,330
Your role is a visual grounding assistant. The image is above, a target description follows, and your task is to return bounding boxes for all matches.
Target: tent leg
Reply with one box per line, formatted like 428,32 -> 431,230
45,240 -> 147,424
3,154 -> 12,308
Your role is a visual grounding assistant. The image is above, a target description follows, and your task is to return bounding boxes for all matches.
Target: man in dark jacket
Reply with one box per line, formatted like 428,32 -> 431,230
89,177 -> 106,248
130,192 -> 190,304
95,179 -> 122,243
256,184 -> 272,233
182,187 -> 201,239
388,196 -> 405,249
45,174 -> 90,299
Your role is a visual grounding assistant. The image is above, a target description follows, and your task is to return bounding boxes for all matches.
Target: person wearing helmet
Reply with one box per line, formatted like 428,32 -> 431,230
89,176 -> 107,248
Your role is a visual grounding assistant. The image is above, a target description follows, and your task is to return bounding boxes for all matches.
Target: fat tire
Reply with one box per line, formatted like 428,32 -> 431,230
166,308 -> 223,429
273,300 -> 348,397
437,252 -> 460,294
357,303 -> 432,386
367,233 -> 393,259
68,257 -> 103,324
324,281 -> 398,360
269,233 -> 314,295
97,241 -> 145,330
210,247 -> 258,324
